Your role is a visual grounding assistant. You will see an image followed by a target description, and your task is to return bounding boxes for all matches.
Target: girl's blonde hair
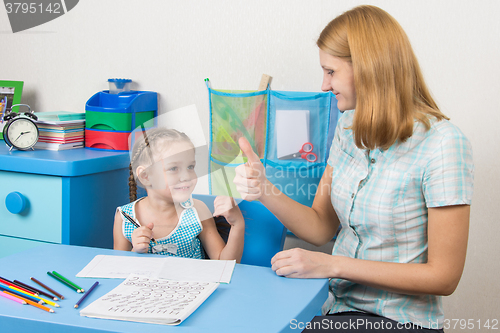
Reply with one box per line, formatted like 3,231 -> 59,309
317,5 -> 449,150
128,127 -> 193,202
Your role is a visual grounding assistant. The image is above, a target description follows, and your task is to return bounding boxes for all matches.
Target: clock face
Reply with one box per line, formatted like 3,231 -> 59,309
5,117 -> 39,150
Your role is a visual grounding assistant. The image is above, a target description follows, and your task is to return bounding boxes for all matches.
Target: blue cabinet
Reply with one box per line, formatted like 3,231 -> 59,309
0,143 -> 130,257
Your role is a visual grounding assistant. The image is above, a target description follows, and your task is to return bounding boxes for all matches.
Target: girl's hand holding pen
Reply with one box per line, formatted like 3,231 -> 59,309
131,223 -> 155,253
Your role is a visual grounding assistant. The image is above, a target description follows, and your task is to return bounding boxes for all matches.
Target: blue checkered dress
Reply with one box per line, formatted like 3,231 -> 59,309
324,110 -> 474,328
120,195 -> 204,259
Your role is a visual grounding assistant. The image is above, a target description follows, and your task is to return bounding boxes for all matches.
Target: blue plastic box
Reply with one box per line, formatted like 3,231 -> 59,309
85,90 -> 158,150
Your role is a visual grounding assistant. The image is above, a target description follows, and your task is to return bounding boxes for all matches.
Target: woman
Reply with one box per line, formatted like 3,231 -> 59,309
234,5 -> 473,332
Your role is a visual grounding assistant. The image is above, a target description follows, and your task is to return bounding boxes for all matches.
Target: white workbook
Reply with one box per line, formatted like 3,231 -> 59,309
76,255 -> 235,284
80,274 -> 219,325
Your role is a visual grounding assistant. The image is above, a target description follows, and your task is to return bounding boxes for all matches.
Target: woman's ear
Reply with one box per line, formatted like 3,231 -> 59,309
136,166 -> 151,187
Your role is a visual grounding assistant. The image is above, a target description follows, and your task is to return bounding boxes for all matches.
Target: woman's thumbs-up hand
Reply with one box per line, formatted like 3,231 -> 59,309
233,137 -> 269,201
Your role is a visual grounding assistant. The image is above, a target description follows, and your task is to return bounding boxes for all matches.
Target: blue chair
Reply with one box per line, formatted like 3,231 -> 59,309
192,194 -> 287,267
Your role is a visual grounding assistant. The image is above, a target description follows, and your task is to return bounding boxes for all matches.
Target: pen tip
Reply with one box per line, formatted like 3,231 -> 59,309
55,304 -> 60,308
50,309 -> 55,313
74,305 -> 78,309
54,297 -> 58,301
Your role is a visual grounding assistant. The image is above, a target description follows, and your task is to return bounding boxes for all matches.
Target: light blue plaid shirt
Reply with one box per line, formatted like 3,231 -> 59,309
325,110 -> 474,328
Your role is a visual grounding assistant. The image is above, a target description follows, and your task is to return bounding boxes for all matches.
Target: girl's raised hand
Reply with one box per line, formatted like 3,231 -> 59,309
233,137 -> 268,201
131,222 -> 155,253
213,196 -> 244,226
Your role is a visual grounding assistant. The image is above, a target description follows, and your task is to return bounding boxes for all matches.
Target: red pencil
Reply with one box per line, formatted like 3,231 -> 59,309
0,277 -> 36,296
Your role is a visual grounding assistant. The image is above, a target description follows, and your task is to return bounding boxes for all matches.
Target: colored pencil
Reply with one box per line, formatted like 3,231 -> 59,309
0,284 -> 43,304
4,290 -> 44,308
0,291 -> 27,305
10,285 -> 37,298
16,294 -> 55,313
0,276 -> 36,295
14,280 -> 58,301
31,277 -> 64,300
120,210 -> 157,244
22,291 -> 59,308
0,280 -> 36,297
9,287 -> 49,304
47,271 -> 82,293
26,298 -> 54,312
12,280 -> 40,295
74,281 -> 99,309
38,297 -> 59,308
51,271 -> 84,293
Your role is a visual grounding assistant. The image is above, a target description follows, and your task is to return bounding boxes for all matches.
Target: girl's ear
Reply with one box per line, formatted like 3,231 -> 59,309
136,166 -> 151,187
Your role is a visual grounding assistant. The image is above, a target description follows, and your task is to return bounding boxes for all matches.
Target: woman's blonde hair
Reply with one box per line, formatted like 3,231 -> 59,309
128,127 -> 193,202
317,5 -> 449,150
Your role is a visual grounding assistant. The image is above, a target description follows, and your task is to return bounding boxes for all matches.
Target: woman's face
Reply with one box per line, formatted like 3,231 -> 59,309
319,49 -> 356,111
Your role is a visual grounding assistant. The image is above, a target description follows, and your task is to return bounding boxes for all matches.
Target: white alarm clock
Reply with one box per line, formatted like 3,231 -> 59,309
2,104 -> 39,151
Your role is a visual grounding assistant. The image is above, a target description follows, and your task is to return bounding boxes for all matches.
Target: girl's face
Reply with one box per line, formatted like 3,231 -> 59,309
147,141 -> 197,204
319,49 -> 356,111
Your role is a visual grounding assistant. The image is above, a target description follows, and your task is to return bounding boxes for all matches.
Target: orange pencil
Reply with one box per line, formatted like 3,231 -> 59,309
5,291 -> 54,313
24,298 -> 54,313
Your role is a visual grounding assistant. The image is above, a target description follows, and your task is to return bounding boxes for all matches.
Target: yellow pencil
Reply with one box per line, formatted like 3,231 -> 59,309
9,286 -> 45,304
10,285 -> 60,307
30,294 -> 60,308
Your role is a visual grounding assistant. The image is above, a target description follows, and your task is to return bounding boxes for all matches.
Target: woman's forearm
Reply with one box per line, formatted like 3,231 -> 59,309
273,205 -> 470,296
273,248 -> 460,296
332,256 -> 459,296
259,165 -> 340,246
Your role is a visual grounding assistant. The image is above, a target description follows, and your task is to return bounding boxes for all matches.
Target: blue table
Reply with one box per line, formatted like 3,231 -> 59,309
0,244 -> 328,333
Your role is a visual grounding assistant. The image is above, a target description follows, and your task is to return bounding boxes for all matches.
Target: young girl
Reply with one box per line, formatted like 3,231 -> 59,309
113,127 -> 245,262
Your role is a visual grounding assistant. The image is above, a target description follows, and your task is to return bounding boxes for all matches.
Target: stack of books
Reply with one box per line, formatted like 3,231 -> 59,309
34,111 -> 85,150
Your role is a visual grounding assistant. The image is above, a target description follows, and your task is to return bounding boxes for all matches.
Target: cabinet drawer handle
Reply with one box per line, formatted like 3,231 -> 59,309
5,192 -> 28,214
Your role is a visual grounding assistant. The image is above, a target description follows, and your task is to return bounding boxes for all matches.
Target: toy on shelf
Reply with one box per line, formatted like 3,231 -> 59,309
85,79 -> 158,151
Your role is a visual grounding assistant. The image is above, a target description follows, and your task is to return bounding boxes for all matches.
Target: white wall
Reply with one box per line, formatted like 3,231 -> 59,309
1,1 -> 498,330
